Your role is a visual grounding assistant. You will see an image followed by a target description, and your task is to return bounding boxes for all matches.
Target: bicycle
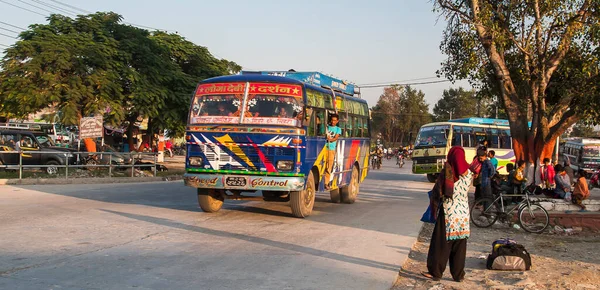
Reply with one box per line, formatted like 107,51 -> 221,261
470,184 -> 549,233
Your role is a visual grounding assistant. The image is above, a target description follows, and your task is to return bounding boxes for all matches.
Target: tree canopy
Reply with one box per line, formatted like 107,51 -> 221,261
0,12 -> 240,139
435,0 -> 600,162
433,87 -> 480,121
370,85 -> 431,146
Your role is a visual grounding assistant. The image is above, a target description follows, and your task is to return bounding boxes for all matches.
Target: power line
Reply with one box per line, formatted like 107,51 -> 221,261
0,43 -> 10,48
0,26 -> 20,34
30,0 -> 78,16
0,32 -> 18,39
49,0 -> 90,13
358,76 -> 441,86
15,0 -> 56,15
0,0 -> 47,17
47,0 -> 175,33
0,21 -> 27,30
360,79 -> 451,88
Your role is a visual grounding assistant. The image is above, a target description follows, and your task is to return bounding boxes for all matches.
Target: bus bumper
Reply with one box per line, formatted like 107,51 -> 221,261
183,173 -> 305,191
412,163 -> 443,174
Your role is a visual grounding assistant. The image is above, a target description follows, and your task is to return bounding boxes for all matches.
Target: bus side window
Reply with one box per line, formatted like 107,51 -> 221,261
362,118 -> 369,137
307,108 -> 316,137
452,126 -> 462,146
354,117 -> 362,137
346,115 -> 353,138
337,114 -> 347,138
488,128 -> 499,148
315,110 -> 326,137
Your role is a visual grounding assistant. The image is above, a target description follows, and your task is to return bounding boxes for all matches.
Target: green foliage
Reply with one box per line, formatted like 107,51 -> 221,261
435,0 -> 600,160
433,87 -> 480,121
571,124 -> 599,138
0,12 -> 239,138
370,85 -> 431,146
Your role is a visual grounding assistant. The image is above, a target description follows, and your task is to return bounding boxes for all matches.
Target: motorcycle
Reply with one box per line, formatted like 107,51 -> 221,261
371,155 -> 381,170
396,154 -> 405,168
590,167 -> 600,189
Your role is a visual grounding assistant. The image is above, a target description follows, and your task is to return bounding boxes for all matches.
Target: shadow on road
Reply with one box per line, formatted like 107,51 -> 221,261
99,209 -> 401,272
12,160 -> 430,235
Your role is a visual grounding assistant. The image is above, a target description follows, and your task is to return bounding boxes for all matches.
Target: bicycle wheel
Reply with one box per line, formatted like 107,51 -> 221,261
470,198 -> 500,228
518,204 -> 549,233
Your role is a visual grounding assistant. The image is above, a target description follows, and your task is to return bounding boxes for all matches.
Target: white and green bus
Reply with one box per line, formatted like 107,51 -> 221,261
411,118 -> 515,182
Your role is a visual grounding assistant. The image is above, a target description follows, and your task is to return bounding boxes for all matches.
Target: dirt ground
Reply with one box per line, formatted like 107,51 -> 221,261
393,222 -> 600,290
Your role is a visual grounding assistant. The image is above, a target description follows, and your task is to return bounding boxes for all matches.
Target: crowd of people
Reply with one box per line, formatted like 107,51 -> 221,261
421,142 -> 593,282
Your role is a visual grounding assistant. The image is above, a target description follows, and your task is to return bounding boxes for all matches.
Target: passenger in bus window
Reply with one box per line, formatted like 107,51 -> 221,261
216,102 -> 232,116
277,106 -> 292,118
324,115 -> 341,190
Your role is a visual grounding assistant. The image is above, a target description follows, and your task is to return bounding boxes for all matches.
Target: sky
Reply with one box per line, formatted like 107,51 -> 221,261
0,0 -> 470,109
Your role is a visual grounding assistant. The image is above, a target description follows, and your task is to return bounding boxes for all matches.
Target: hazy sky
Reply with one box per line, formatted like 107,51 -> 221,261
0,0 -> 470,108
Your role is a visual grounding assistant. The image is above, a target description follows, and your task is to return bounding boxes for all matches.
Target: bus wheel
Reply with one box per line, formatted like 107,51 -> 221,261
197,189 -> 224,213
290,171 -> 316,218
341,166 -> 359,204
426,174 -> 437,183
330,188 -> 341,203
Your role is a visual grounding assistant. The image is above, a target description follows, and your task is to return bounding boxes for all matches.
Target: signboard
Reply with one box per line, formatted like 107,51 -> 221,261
241,71 -> 357,96
79,116 -> 103,139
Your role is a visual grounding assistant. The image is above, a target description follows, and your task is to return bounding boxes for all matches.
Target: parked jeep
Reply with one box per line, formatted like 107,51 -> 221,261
0,129 -> 78,174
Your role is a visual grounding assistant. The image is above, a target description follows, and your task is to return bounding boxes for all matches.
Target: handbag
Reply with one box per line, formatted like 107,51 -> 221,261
420,190 -> 436,223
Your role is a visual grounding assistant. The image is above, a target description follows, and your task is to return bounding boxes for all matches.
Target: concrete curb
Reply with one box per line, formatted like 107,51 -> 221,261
0,175 -> 184,186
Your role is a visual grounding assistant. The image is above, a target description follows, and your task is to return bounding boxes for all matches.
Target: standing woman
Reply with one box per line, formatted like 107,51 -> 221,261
422,146 -> 473,282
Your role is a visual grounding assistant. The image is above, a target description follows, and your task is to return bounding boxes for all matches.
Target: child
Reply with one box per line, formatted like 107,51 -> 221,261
572,169 -> 590,211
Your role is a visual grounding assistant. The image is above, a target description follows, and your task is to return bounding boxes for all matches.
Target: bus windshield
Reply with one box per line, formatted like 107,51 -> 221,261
415,125 -> 449,148
583,146 -> 600,158
189,82 -> 304,127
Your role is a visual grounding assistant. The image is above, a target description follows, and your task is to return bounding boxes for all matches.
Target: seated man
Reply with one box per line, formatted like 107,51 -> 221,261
499,163 -> 515,194
571,169 -> 590,211
553,164 -> 571,199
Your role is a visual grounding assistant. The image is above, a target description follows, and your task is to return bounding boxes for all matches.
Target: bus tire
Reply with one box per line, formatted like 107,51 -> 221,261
197,189 -> 224,213
426,173 -> 437,183
330,188 -> 341,203
290,171 -> 316,218
341,166 -> 359,204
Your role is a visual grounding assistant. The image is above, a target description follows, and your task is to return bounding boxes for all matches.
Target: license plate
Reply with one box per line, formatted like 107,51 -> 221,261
226,177 -> 247,187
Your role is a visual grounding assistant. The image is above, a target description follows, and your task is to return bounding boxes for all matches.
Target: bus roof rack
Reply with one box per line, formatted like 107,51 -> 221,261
449,118 -> 510,126
240,71 -> 358,97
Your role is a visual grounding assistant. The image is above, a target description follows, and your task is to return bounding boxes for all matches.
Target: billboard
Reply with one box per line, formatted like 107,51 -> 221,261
79,116 -> 103,139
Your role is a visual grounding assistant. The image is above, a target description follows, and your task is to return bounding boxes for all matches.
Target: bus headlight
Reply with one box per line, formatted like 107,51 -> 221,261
276,160 -> 294,171
189,157 -> 203,167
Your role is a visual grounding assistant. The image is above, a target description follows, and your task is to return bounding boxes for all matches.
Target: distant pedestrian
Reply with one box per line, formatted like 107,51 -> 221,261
165,139 -> 173,158
553,164 -> 571,198
488,150 -> 498,170
422,146 -> 473,282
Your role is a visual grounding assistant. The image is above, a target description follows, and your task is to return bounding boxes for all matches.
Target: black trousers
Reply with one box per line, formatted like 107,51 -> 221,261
426,207 -> 467,281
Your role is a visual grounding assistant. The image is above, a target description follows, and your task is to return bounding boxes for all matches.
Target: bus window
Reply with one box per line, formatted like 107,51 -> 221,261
452,126 -> 462,146
315,110 -> 326,137
353,117 -> 362,137
247,95 -> 302,118
362,118 -> 369,137
415,125 -> 449,148
488,128 -> 499,148
190,94 -> 239,120
500,129 -> 511,149
337,114 -> 348,137
345,115 -> 353,138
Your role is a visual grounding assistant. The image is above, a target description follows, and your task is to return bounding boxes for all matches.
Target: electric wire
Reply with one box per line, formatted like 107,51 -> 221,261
0,32 -> 18,39
0,21 -> 27,30
360,79 -> 451,88
358,76 -> 441,86
30,0 -> 79,16
0,26 -> 20,34
0,0 -> 47,17
16,0 -> 56,15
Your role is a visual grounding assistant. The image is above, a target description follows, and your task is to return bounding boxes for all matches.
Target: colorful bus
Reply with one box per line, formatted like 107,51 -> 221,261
412,118 -> 515,182
561,138 -> 600,175
183,71 -> 371,218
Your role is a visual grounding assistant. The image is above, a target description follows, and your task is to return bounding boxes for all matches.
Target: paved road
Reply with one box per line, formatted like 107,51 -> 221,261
0,159 -> 430,290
